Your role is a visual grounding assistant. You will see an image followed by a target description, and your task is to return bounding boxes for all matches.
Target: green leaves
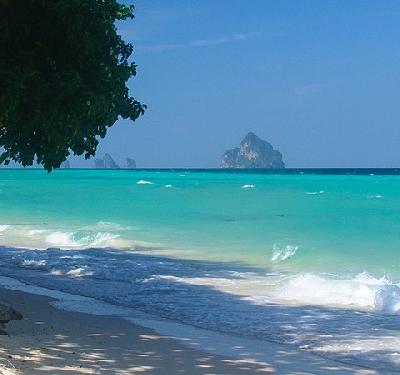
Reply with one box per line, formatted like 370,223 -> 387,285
0,0 -> 144,171
117,4 -> 134,20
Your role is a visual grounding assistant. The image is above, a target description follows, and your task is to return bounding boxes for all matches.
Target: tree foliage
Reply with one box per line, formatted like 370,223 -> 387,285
0,0 -> 144,171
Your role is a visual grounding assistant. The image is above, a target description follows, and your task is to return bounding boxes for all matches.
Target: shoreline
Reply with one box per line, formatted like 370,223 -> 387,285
0,280 -> 381,374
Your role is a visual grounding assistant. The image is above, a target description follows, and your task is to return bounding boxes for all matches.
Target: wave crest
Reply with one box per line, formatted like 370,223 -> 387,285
45,231 -> 120,249
273,272 -> 400,314
271,244 -> 298,263
137,180 -> 154,185
306,190 -> 325,195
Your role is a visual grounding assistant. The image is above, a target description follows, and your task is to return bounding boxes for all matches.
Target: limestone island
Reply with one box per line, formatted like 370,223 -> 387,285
221,132 -> 285,169
123,158 -> 136,169
94,153 -> 120,169
94,154 -> 137,169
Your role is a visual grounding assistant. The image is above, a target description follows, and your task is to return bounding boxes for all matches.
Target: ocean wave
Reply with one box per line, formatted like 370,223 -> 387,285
137,180 -> 154,185
272,272 -> 400,313
375,285 -> 400,314
65,267 -> 94,278
241,184 -> 255,189
0,223 -> 141,251
271,244 -> 298,263
21,259 -> 47,269
306,190 -> 325,195
45,231 -> 121,249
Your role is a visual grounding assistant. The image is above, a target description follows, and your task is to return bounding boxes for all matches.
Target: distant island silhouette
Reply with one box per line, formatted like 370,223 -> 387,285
221,132 -> 285,168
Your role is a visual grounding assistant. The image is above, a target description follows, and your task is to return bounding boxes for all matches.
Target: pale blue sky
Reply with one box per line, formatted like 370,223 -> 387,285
77,0 -> 400,168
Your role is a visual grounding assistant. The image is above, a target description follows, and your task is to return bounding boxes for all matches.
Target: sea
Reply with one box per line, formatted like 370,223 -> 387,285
0,168 -> 400,371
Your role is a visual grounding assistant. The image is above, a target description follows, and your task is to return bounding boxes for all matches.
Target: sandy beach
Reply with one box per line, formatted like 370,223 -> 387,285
0,286 -> 382,375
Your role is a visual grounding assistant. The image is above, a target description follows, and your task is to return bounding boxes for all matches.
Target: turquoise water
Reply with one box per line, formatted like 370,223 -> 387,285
1,168 -> 400,370
0,169 -> 399,277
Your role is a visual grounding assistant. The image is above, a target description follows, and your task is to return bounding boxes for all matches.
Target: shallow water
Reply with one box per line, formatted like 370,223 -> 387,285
0,168 -> 400,370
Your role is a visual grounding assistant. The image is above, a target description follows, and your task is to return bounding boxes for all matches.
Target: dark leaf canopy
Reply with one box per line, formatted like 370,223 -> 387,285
0,0 -> 144,171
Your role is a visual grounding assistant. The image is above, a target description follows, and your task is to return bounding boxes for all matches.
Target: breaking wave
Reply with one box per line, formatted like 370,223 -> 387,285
137,180 -> 154,185
306,190 -> 325,195
272,272 -> 400,314
271,243 -> 298,263
0,223 -> 139,250
45,231 -> 121,249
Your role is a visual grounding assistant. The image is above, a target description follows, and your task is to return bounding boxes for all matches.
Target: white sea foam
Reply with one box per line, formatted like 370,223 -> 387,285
241,184 -> 255,189
0,223 -> 140,251
66,267 -> 94,278
375,285 -> 400,314
45,231 -> 120,249
306,190 -> 325,195
271,244 -> 298,263
28,229 -> 47,236
137,180 -> 154,185
272,272 -> 400,313
21,259 -> 47,268
165,184 -> 173,188
0,225 -> 10,233
45,232 -> 74,247
368,194 -> 383,199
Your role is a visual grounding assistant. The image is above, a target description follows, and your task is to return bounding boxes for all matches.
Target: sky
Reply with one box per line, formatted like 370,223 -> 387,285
76,0 -> 400,168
